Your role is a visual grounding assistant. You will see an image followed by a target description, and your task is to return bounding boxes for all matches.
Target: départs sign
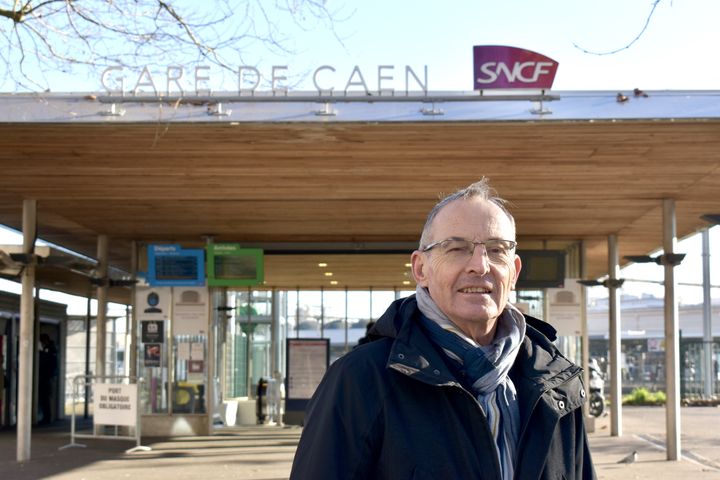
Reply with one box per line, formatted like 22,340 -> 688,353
473,45 -> 558,90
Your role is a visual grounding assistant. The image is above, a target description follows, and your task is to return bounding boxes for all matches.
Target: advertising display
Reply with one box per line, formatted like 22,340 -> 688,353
143,344 -> 162,367
285,339 -> 330,411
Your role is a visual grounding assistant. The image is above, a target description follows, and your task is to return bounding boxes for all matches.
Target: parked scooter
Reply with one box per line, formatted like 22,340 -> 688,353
588,358 -> 606,417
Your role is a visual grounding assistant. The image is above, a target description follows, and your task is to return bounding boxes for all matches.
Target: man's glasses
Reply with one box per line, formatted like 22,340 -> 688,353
421,238 -> 517,264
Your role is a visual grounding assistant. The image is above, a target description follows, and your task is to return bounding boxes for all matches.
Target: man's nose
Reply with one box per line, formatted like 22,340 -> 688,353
466,245 -> 490,274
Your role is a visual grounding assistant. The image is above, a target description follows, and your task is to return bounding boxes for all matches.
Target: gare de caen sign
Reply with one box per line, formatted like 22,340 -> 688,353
100,46 -> 558,96
100,64 -> 430,96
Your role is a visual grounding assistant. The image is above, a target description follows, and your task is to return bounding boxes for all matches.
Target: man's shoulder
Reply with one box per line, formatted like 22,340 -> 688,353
524,314 -> 557,342
335,337 -> 393,372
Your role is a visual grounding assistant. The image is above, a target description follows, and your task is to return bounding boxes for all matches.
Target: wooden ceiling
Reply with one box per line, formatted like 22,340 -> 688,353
1,119 -> 719,300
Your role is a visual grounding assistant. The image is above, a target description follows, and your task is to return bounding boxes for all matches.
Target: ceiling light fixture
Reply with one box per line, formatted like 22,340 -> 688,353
324,272 -> 333,277
318,262 -> 328,267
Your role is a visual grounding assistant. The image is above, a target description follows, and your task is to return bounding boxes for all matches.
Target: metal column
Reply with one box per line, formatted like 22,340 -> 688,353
580,242 -> 591,418
271,289 -> 280,375
84,295 -> 91,419
129,241 -> 138,379
17,199 -> 36,462
701,229 -> 713,399
95,235 -> 109,380
608,233 -> 622,437
663,199 -> 681,460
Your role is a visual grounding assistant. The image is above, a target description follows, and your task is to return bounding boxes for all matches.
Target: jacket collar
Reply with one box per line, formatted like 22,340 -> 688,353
375,296 -> 581,393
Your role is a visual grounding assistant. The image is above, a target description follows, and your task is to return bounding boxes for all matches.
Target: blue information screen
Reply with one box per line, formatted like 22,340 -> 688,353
147,244 -> 205,286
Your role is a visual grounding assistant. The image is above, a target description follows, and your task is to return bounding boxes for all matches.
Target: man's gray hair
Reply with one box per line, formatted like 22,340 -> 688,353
418,178 -> 515,248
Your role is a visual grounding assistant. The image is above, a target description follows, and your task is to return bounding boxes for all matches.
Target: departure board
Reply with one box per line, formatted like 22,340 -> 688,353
207,244 -> 263,287
155,255 -> 200,280
147,244 -> 205,286
516,250 -> 565,289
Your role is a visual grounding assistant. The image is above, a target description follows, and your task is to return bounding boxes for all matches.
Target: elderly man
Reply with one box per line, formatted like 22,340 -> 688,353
290,179 -> 595,479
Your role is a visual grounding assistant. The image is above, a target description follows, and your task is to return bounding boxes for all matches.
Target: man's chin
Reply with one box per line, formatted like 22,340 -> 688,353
453,308 -> 497,326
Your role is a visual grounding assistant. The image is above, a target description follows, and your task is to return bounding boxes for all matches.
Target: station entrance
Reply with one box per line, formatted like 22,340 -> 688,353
0,291 -> 67,428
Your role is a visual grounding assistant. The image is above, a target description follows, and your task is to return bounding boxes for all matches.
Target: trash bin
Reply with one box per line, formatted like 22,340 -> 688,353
256,378 -> 268,424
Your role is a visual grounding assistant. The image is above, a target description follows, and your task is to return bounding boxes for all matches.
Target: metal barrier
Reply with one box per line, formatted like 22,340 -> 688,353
59,375 -> 150,453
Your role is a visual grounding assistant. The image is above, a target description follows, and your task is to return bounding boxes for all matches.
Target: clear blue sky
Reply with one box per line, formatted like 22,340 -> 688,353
274,0 -> 720,92
16,0 -> 720,93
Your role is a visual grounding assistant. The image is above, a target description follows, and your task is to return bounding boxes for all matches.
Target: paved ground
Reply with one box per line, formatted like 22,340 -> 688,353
0,406 -> 718,479
587,406 -> 720,479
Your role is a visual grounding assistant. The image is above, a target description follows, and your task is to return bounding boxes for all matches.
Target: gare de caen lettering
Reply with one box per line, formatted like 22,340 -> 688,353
101,64 -> 430,96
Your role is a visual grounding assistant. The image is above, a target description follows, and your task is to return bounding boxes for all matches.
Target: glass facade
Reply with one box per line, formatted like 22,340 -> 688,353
219,289 -> 413,401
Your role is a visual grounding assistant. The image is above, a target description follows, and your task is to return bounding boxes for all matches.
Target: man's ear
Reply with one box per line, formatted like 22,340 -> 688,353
411,250 -> 429,287
511,254 -> 522,289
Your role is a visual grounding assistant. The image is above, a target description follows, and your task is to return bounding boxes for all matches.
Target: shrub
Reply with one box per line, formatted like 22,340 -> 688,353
623,387 -> 666,405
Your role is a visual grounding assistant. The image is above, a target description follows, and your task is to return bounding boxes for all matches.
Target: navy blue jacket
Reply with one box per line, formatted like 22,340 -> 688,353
290,296 -> 596,480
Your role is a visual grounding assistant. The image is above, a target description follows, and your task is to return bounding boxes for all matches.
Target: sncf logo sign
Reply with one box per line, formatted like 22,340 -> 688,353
473,45 -> 558,90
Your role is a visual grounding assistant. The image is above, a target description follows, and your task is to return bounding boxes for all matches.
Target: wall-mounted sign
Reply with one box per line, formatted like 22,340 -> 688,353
473,45 -> 559,90
172,287 -> 209,336
147,244 -> 205,286
207,243 -> 264,287
141,320 -> 165,343
136,286 -> 171,321
546,279 -> 582,336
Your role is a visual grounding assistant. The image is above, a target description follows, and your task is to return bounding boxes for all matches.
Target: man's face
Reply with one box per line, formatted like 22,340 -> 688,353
411,198 -> 521,341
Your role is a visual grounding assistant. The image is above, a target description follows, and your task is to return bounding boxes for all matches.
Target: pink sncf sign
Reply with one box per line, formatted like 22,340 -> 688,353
473,45 -> 559,90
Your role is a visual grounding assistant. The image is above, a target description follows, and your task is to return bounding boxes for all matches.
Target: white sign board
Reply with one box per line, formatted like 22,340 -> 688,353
135,286 -> 171,321
172,286 -> 209,336
93,383 -> 137,426
546,279 -> 582,336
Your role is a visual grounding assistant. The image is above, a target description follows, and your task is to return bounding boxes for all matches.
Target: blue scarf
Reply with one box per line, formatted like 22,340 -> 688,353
416,286 -> 525,480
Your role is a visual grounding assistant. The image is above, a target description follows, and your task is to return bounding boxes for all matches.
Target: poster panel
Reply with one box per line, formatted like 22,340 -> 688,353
172,286 -> 209,336
144,343 -> 162,367
141,320 -> 164,343
546,278 -> 582,336
286,339 -> 330,400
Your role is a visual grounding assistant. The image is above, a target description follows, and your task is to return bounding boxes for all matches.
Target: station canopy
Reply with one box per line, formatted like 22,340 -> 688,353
1,90 -> 719,302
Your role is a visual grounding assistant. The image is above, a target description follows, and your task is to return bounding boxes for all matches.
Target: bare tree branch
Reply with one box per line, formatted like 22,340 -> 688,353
574,0 -> 663,55
0,0 -> 350,90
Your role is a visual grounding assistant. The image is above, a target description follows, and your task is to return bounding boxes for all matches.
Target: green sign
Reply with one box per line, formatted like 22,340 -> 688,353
206,243 -> 264,287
